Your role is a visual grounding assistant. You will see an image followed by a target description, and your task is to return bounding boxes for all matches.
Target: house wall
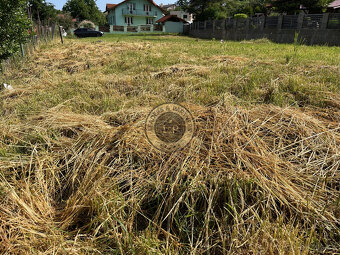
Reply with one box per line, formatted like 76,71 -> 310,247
107,0 -> 164,26
107,11 -> 116,25
170,11 -> 193,23
165,21 -> 184,33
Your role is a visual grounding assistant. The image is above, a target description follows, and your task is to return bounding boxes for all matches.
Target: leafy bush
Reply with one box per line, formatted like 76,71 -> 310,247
79,20 -> 95,29
56,13 -> 75,31
234,13 -> 248,19
0,0 -> 31,60
63,0 -> 106,25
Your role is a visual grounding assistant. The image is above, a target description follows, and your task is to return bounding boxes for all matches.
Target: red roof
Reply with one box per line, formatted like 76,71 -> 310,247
106,1 -> 166,13
156,15 -> 188,23
106,4 -> 117,11
329,0 -> 340,8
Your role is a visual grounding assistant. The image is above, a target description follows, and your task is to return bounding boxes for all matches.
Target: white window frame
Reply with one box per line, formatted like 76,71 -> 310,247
127,3 -> 136,10
144,4 -> 151,12
125,17 -> 133,25
146,18 -> 154,25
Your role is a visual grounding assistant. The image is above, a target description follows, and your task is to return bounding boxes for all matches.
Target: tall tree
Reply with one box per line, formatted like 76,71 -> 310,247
186,0 -> 268,21
62,0 -> 106,25
187,0 -> 227,21
176,0 -> 190,10
28,0 -> 57,24
270,0 -> 332,14
0,0 -> 31,60
301,0 -> 333,13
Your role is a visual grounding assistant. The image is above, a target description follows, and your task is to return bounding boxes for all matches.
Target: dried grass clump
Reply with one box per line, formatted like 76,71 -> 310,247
0,103 -> 339,254
210,55 -> 250,64
152,64 -> 211,79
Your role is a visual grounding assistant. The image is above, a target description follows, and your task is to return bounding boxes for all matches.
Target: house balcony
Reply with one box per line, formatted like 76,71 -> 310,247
122,9 -> 158,17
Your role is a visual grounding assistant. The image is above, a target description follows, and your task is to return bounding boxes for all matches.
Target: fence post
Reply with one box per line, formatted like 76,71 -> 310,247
32,35 -> 36,50
44,26 -> 48,43
20,44 -> 25,57
261,16 -> 265,30
58,26 -> 64,44
212,20 -> 216,32
162,25 -> 166,33
110,25 -> 114,33
95,25 -> 99,31
221,19 -> 226,39
277,15 -> 283,31
297,13 -> 304,29
150,24 -> 154,32
321,13 -> 329,29
51,24 -> 55,40
233,18 -> 237,29
246,18 -> 250,32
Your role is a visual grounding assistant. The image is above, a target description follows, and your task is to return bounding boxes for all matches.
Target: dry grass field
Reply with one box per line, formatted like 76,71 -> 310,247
0,34 -> 339,254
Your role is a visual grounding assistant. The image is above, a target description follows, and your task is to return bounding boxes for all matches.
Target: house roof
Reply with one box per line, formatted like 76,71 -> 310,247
329,0 -> 340,8
156,15 -> 188,23
106,4 -> 117,11
163,4 -> 177,8
106,1 -> 166,13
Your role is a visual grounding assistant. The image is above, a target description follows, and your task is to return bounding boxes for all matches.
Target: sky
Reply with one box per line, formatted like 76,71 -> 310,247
49,0 -> 175,12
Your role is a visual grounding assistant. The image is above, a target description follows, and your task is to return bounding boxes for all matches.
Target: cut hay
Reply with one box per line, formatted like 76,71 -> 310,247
1,103 -> 339,254
0,35 -> 339,254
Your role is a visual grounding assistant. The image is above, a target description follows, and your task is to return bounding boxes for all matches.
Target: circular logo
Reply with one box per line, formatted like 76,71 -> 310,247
145,103 -> 194,152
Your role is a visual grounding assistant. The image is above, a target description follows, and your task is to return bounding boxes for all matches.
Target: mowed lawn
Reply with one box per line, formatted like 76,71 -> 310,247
0,34 -> 339,254
1,34 -> 339,115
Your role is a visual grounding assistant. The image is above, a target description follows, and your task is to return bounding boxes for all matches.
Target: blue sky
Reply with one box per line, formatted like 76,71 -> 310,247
49,0 -> 175,12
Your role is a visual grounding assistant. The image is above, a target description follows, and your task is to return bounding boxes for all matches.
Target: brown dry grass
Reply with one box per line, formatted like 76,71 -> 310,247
0,35 -> 339,254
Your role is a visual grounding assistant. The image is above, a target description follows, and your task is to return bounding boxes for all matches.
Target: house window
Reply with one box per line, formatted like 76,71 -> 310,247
144,4 -> 151,12
125,17 -> 133,25
146,18 -> 154,24
127,3 -> 136,10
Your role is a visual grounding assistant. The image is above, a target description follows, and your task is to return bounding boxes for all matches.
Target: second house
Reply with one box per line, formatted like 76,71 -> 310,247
106,0 -> 166,26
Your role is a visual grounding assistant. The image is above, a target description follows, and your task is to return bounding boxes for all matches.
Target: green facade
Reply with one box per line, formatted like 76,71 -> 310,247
164,21 -> 184,33
107,0 -> 164,26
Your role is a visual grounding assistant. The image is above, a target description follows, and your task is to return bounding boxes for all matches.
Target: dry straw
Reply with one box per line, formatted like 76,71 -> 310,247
1,102 -> 339,254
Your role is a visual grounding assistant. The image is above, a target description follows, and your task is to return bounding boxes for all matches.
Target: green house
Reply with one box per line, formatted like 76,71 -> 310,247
106,0 -> 165,26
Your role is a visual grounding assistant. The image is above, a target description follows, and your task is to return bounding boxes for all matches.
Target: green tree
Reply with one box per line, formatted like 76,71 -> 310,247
176,0 -> 190,10
28,0 -> 57,24
222,0 -> 268,17
270,0 -> 332,14
56,13 -> 74,30
186,0 -> 268,21
0,0 -> 31,60
62,0 -> 106,25
301,0 -> 333,13
186,0 -> 225,21
270,0 -> 302,14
